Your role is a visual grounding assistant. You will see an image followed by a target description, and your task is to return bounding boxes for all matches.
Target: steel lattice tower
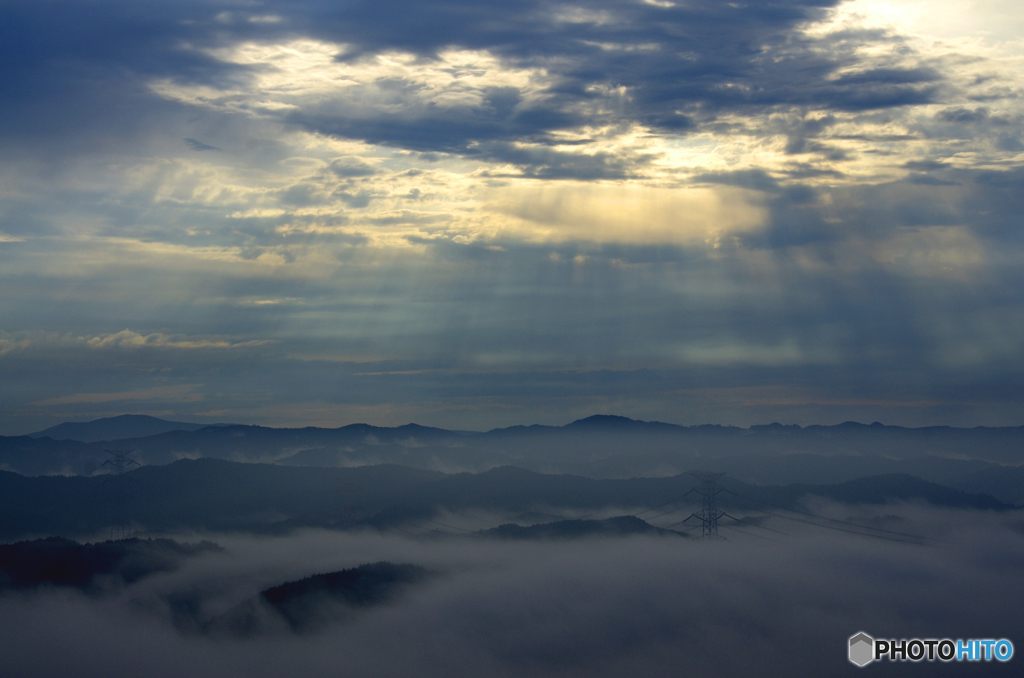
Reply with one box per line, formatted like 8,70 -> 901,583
684,471 -> 727,538
103,449 -> 139,539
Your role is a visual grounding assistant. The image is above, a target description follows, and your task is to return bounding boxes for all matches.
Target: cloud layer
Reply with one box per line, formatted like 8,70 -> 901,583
1,0 -> 1023,431
2,510 -> 1023,677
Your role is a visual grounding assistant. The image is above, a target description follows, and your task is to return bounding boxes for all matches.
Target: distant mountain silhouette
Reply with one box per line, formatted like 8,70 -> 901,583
0,460 -> 1009,542
478,515 -> 685,540
0,537 -> 221,591
0,460 -> 445,540
565,414 -> 647,429
951,465 -> 1024,505
4,414 -> 1024,503
28,414 -> 223,443
0,435 -> 99,476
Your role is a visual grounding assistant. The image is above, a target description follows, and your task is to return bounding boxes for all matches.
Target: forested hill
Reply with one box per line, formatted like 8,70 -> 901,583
0,459 -> 1009,542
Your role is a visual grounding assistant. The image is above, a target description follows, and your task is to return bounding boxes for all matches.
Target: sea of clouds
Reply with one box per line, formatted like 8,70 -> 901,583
2,505 -> 1022,677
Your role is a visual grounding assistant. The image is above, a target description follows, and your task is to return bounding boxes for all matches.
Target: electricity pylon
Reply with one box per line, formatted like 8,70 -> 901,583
103,449 -> 139,539
683,471 -> 736,538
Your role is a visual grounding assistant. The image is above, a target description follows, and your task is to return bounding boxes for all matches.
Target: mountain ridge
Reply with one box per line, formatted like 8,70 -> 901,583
7,414 -> 1024,506
0,460 -> 1010,542
28,414 -> 228,443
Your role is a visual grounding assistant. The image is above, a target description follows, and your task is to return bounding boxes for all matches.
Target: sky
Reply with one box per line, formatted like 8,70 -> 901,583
2,0 -> 1024,434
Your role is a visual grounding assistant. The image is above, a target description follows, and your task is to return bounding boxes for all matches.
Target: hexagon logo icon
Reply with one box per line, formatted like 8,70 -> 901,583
849,632 -> 874,667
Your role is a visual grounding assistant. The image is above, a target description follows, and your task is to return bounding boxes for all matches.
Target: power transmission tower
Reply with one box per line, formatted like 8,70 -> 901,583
683,471 -> 733,539
103,449 -> 139,540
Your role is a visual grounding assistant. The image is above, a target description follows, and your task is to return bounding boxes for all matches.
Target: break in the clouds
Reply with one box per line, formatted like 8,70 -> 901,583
2,0 -> 1024,432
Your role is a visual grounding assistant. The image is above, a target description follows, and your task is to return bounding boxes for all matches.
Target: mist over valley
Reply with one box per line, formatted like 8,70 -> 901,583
2,413 -> 1023,676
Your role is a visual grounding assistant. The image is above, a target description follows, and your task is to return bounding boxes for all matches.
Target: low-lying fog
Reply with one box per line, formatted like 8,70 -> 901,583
3,505 -> 1023,677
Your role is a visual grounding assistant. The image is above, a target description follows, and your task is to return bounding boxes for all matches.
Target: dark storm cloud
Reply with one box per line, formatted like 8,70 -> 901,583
691,163 -> 1024,251
0,0 -> 953,170
908,105 -> 1024,153
328,157 -> 378,178
477,142 -> 652,180
0,1 -> 238,156
691,168 -> 783,192
275,0 -> 946,159
1,515 -> 1022,677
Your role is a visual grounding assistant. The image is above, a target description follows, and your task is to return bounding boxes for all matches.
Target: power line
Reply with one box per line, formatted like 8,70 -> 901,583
719,524 -> 777,542
682,471 -> 728,539
644,473 -> 927,545
425,519 -> 474,533
393,526 -> 421,539
721,489 -> 931,544
101,449 -> 139,540
407,521 -> 462,536
633,490 -> 694,518
724,489 -> 930,541
727,519 -> 790,536
758,509 -> 924,544
643,501 -> 697,522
